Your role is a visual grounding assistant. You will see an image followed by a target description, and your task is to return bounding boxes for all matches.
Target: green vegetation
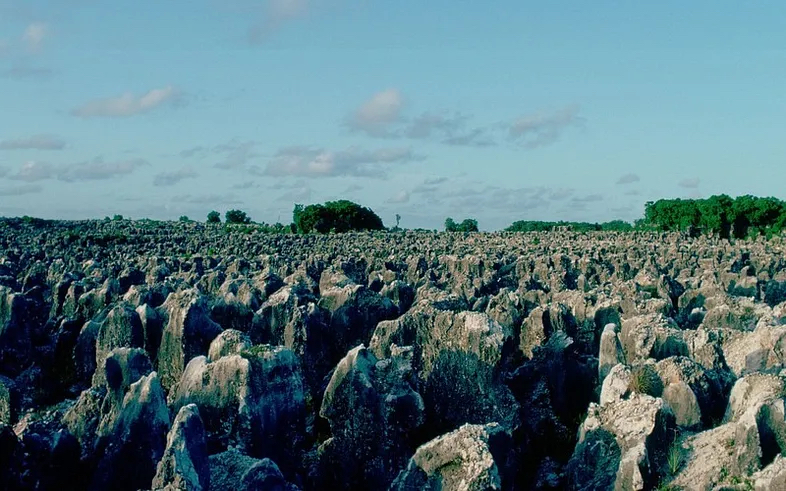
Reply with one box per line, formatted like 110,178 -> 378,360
179,215 -> 191,222
640,194 -> 786,238
292,200 -> 384,234
445,217 -> 479,232
225,209 -> 251,224
667,442 -> 683,475
206,210 -> 221,224
627,364 -> 663,397
505,220 -> 633,232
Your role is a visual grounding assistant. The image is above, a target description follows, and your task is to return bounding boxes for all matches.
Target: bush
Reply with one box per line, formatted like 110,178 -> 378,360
178,215 -> 191,222
207,210 -> 221,223
293,200 -> 384,233
445,217 -> 479,232
225,209 -> 251,224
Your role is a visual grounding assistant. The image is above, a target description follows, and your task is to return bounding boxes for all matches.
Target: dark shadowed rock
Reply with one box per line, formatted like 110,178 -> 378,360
152,403 -> 210,491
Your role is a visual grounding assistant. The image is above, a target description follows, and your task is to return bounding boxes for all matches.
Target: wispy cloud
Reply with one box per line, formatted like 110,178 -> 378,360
616,173 -> 640,185
678,177 -> 700,189
23,22 -> 47,52
264,145 -> 424,178
214,140 -> 257,170
7,161 -> 55,181
71,86 -> 181,118
1,63 -> 53,79
153,167 -> 198,187
58,158 -> 148,182
7,158 -> 147,182
386,190 -> 410,204
174,193 -> 242,205
0,184 -> 42,196
249,0 -> 310,43
571,193 -> 603,203
0,134 -> 65,150
507,105 -> 582,148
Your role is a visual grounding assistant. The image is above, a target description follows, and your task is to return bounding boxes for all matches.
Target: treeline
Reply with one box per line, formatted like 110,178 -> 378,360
505,220 -> 633,233
640,195 -> 786,238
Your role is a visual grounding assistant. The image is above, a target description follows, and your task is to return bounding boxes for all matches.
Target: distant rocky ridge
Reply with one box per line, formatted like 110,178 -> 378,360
2,217 -> 786,490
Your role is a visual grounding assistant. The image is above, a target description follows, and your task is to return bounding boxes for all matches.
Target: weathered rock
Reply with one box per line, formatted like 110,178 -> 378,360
370,307 -> 519,435
207,328 -> 251,361
598,323 -> 625,382
317,345 -> 424,489
620,313 -> 688,363
390,423 -> 512,491
152,404 -> 210,491
91,372 -> 171,491
93,304 -> 145,386
169,347 -> 307,476
158,289 -> 223,391
569,394 -> 676,490
209,448 -> 298,491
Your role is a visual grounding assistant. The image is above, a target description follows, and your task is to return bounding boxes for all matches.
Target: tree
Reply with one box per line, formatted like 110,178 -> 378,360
179,215 -> 191,222
445,217 -> 478,232
207,210 -> 221,223
292,200 -> 384,234
225,209 -> 251,224
395,214 -> 401,229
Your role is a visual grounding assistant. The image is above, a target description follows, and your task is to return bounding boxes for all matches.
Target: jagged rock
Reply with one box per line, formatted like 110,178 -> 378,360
91,372 -> 171,491
152,404 -> 210,491
753,454 -> 786,490
0,375 -> 16,425
317,345 -> 424,489
209,448 -> 298,491
207,328 -> 251,361
600,363 -> 632,405
568,394 -> 676,490
598,323 -> 625,382
158,289 -> 223,391
93,305 -> 145,386
169,347 -> 307,475
620,313 -> 688,363
0,287 -> 38,375
370,306 -> 519,435
520,304 -> 578,358
390,423 -> 512,491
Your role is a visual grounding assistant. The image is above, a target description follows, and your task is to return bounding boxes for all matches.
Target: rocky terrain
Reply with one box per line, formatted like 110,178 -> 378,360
2,217 -> 786,490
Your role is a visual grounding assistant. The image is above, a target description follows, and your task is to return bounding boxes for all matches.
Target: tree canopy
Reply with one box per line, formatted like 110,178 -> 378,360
225,209 -> 251,224
206,210 -> 221,224
445,217 -> 479,232
641,195 -> 786,238
292,200 -> 385,233
505,220 -> 633,233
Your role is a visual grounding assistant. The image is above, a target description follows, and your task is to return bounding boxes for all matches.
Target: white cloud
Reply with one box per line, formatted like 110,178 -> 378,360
264,145 -> 423,178
153,167 -> 198,187
507,105 -> 582,148
616,173 -> 640,185
0,184 -> 42,196
23,22 -> 47,52
71,86 -> 180,118
346,89 -> 404,136
678,177 -> 700,189
0,134 -> 65,150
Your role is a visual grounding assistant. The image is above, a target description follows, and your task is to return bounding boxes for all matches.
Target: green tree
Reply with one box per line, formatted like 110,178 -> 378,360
207,210 -> 221,223
225,209 -> 251,224
444,217 -> 458,232
179,215 -> 191,222
445,217 -> 478,232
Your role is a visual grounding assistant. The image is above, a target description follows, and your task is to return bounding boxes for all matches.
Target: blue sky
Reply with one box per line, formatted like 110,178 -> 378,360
1,1 -> 785,230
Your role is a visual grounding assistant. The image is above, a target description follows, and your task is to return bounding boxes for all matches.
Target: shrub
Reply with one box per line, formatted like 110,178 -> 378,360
179,215 -> 191,222
627,364 -> 663,397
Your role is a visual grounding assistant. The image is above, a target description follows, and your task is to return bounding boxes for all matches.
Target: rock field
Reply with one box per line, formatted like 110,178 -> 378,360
3,217 -> 786,490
